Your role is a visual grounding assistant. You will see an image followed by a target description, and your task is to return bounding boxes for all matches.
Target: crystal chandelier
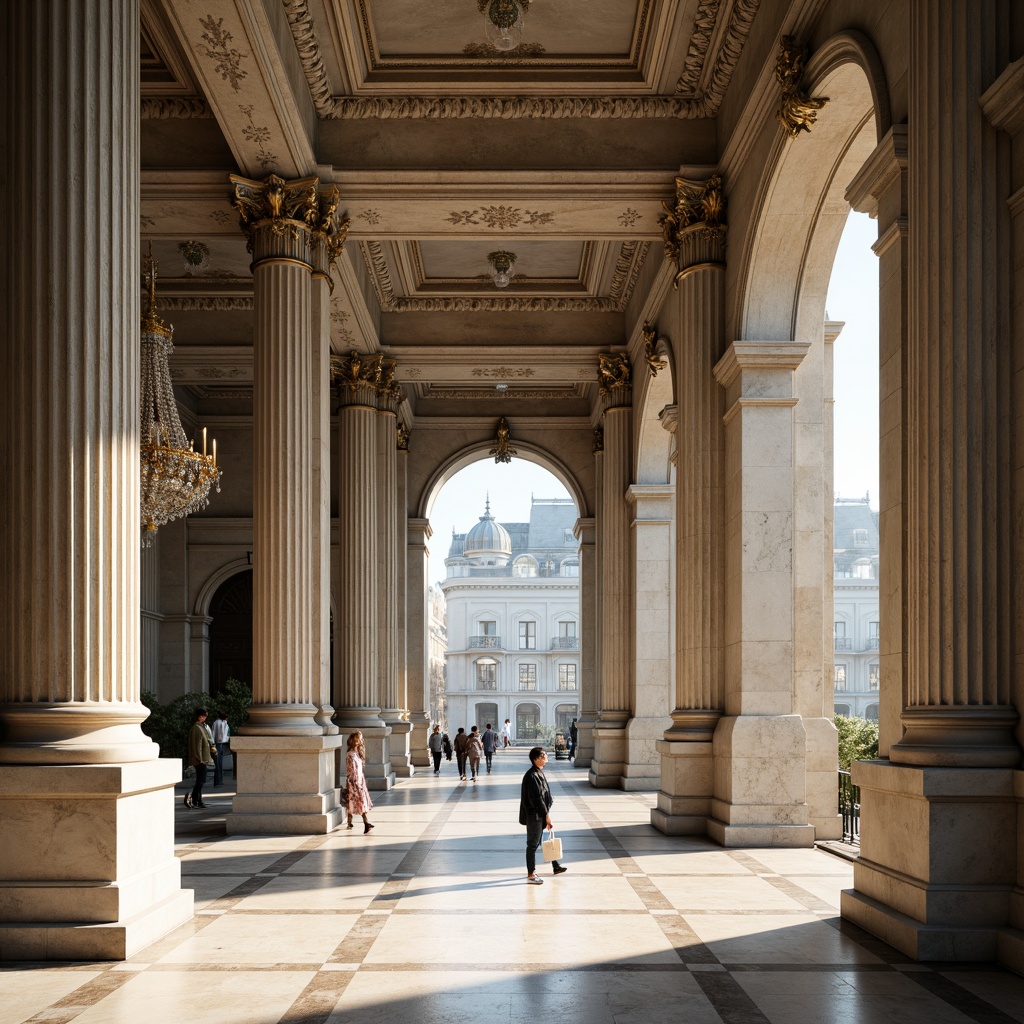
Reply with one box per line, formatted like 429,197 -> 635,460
139,245 -> 221,545
487,250 -> 517,288
482,0 -> 526,51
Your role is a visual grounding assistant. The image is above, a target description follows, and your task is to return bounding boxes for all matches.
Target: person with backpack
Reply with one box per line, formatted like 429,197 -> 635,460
466,725 -> 484,781
453,727 -> 470,781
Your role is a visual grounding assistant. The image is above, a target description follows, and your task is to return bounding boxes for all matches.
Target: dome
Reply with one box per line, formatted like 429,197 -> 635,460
463,497 -> 512,564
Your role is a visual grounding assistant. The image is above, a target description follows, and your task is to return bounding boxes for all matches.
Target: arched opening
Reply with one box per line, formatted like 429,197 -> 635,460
428,456 -> 581,748
208,570 -> 253,698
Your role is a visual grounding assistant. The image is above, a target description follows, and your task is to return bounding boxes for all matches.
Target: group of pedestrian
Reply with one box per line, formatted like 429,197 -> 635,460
434,720 -> 507,780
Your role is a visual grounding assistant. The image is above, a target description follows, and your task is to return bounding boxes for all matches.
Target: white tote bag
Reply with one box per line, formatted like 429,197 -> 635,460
541,829 -> 563,862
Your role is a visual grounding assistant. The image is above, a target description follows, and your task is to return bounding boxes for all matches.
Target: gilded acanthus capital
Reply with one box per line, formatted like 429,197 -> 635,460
597,351 -> 632,397
330,351 -> 403,407
659,173 -> 726,274
229,173 -> 350,272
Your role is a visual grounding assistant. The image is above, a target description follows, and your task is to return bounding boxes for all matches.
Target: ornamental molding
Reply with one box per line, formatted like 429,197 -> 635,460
158,296 -> 254,311
676,0 -> 761,112
282,0 -> 333,116
141,97 -> 213,119
324,96 -> 708,120
389,296 -> 624,313
423,387 -> 580,401
608,241 -> 650,307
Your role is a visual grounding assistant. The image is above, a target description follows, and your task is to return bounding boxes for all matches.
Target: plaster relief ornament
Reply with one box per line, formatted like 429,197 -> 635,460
643,322 -> 667,377
775,36 -> 829,138
597,352 -> 632,395
491,417 -> 517,464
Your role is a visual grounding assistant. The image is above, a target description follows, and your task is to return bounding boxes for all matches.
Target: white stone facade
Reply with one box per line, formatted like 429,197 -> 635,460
440,500 -> 580,742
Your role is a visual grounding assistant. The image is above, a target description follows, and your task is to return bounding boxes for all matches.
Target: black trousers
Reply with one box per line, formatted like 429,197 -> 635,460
525,813 -> 561,875
190,763 -> 208,806
431,750 -> 442,772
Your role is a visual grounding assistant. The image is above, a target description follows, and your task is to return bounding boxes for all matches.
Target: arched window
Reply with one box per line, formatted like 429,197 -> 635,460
513,555 -> 538,578
555,703 -> 578,733
560,557 -> 579,577
475,658 -> 497,690
834,704 -> 851,717
865,704 -> 879,722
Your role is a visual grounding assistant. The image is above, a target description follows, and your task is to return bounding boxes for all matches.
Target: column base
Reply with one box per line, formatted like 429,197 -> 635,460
621,715 -> 671,791
408,712 -> 431,769
588,716 -> 628,788
709,715 -> 813,847
804,716 -> 842,840
0,760 -> 193,961
650,738 -> 714,835
843,760 -> 1018,965
574,717 -> 596,769
388,720 -> 415,777
360,726 -> 395,791
228,734 -> 345,834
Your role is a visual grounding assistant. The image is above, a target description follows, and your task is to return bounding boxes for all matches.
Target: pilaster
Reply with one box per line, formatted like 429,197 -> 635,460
623,485 -> 674,791
0,0 -> 191,958
708,341 -> 814,847
573,517 -> 597,768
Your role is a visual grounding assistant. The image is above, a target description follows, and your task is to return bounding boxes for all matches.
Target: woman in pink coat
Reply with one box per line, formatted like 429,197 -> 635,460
345,731 -> 374,834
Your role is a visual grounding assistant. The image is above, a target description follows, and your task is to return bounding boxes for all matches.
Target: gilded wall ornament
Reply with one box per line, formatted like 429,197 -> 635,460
597,352 -> 631,395
643,322 -> 667,377
593,427 -> 604,453
490,417 -> 517,464
775,36 -> 829,138
397,424 -> 410,451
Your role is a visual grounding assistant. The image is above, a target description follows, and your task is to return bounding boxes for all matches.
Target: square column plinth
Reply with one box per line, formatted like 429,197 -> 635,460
0,760 -> 193,961
229,735 -> 346,834
651,738 -> 714,834
843,760 -> 1021,965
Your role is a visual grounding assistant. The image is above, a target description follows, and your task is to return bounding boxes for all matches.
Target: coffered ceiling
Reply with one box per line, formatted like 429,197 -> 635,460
140,0 -> 762,418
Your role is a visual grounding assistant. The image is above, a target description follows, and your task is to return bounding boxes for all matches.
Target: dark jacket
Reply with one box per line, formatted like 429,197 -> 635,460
519,764 -> 553,825
482,728 -> 497,753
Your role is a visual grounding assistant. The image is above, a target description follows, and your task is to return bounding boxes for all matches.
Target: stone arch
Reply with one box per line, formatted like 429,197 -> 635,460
736,31 -> 890,341
416,439 -> 588,521
194,558 -> 252,617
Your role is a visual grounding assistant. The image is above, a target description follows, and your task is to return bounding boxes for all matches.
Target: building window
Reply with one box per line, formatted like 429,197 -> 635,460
834,622 -> 851,652
476,659 -> 497,690
518,620 -> 536,650
853,528 -> 869,546
480,620 -> 496,636
865,704 -> 879,722
869,663 -> 880,691
559,621 -> 577,638
475,702 -> 498,730
558,664 -> 577,690
834,664 -> 848,691
518,664 -> 537,691
555,703 -> 578,734
834,703 -> 851,717
561,558 -> 579,577
516,703 -> 541,742
853,558 -> 873,579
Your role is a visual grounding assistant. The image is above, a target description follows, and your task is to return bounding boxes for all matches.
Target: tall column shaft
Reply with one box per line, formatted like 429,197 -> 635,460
573,517 -> 597,768
590,374 -> 634,788
407,518 -> 432,767
0,0 -> 153,763
0,0 -> 193,959
336,397 -> 381,722
895,0 -> 1018,763
377,406 -> 399,716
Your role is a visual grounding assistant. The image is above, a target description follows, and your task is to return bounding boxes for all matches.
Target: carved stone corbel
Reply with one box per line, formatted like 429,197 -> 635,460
775,36 -> 829,138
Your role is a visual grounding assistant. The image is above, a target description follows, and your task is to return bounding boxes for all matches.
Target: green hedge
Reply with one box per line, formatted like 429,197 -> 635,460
141,679 -> 251,762
834,713 -> 878,771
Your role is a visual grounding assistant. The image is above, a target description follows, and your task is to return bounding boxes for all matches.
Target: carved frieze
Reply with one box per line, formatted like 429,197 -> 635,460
140,97 -> 213,119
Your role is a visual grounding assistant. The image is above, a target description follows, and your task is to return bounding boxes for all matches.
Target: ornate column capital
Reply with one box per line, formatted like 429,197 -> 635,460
597,351 -> 633,410
330,351 -> 403,409
659,174 -> 726,283
229,173 -> 349,275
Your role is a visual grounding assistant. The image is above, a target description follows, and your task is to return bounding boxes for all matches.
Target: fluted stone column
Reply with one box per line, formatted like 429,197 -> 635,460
0,0 -> 192,959
710,342 -> 814,847
590,363 -> 634,787
982,53 -> 1024,975
623,485 -> 675,790
573,516 -> 598,767
311,243 -> 337,735
393,429 -> 414,775
226,173 -> 346,834
407,518 -> 433,767
652,187 -> 728,834
334,352 -> 399,790
846,7 -> 1022,964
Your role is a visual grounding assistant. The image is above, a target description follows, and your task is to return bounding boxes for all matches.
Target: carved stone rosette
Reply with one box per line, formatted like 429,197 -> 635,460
330,351 -> 404,410
230,173 -> 349,282
660,174 -> 726,283
775,36 -> 829,138
597,352 -> 633,408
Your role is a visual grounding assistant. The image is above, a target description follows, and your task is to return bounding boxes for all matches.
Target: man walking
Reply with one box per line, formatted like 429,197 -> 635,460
482,723 -> 497,772
568,718 -> 578,761
211,710 -> 230,786
453,727 -> 470,781
428,724 -> 444,774
519,746 -> 567,884
186,707 -> 214,809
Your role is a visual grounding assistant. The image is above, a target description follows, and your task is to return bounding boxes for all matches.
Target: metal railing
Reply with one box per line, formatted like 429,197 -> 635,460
838,769 -> 861,845
866,637 -> 880,651
551,636 -> 580,650
834,637 -> 853,651
468,636 -> 501,649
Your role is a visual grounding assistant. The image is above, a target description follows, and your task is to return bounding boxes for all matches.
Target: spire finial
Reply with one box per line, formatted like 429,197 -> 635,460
485,491 -> 491,517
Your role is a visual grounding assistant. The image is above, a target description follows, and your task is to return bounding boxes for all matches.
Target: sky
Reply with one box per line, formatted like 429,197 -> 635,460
427,210 -> 881,585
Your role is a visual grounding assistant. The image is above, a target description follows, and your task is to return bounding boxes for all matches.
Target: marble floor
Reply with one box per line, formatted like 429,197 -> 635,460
4,751 -> 1024,1024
